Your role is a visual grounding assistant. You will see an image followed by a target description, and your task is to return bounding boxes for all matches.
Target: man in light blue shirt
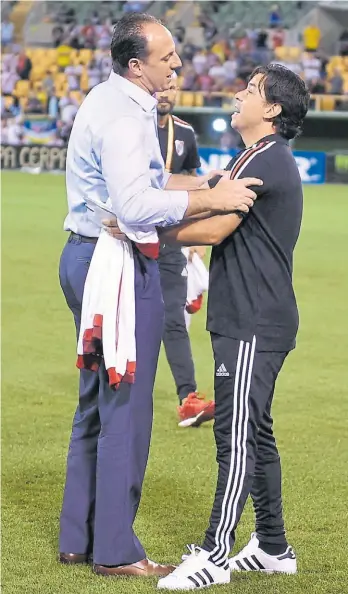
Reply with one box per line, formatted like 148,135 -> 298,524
1,17 -> 14,47
59,12 -> 260,579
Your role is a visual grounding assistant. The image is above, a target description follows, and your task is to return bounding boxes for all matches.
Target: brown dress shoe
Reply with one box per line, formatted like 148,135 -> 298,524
59,553 -> 89,564
93,558 -> 176,577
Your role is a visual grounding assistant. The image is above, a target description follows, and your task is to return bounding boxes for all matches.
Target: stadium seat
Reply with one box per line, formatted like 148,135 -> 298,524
13,80 -> 30,98
54,72 -> 67,86
78,49 -> 93,65
194,92 -> 204,107
320,96 -> 336,111
179,92 -> 195,107
56,84 -> 68,99
48,64 -> 59,75
69,49 -> 79,65
80,72 -> 90,92
30,67 -> 47,82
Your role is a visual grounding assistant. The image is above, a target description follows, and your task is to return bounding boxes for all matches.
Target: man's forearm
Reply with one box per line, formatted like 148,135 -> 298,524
158,213 -> 243,246
165,173 -> 202,191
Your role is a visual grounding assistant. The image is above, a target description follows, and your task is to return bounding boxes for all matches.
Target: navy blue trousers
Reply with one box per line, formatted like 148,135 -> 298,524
58,234 -> 164,566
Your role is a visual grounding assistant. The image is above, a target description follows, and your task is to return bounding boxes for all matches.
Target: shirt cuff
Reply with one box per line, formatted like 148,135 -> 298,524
162,190 -> 189,226
162,171 -> 172,188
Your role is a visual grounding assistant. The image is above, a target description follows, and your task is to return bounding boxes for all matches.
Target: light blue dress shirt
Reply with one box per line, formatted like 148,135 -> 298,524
64,71 -> 189,238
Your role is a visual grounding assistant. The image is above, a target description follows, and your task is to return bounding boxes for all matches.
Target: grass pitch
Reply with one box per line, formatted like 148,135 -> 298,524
2,172 -> 348,593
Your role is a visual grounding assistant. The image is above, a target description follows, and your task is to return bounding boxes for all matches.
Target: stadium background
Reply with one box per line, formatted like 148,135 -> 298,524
2,1 -> 348,593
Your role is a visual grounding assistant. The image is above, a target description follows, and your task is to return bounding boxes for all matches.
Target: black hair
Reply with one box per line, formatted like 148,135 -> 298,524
110,12 -> 161,75
250,63 -> 310,139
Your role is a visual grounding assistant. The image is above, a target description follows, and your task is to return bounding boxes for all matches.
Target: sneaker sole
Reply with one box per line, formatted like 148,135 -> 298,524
158,577 -> 230,590
178,408 -> 214,428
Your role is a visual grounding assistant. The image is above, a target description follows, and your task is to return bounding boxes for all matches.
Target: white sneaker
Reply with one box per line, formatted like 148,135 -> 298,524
157,545 -> 230,590
229,533 -> 297,575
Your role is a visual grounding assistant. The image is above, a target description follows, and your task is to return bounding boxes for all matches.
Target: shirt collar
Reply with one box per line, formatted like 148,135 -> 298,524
253,133 -> 289,146
109,71 -> 157,113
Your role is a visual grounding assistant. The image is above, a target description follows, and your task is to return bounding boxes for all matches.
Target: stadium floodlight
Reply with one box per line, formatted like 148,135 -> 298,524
212,118 -> 227,133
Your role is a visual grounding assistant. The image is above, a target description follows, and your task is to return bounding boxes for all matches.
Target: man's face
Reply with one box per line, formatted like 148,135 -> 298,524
137,23 -> 182,94
155,79 -> 178,115
231,73 -> 278,133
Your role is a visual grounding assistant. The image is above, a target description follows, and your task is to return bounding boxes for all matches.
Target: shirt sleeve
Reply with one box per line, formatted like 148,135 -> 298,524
182,129 -> 201,171
100,115 -> 188,227
207,149 -> 273,218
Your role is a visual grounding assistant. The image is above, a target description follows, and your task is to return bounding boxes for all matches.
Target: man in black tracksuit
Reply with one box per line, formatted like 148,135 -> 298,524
158,64 -> 310,590
155,75 -> 215,428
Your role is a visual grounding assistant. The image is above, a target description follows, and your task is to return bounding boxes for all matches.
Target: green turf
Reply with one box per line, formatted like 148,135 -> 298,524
2,172 -> 348,594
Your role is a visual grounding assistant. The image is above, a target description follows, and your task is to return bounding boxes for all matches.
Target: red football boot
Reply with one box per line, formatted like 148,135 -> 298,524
177,392 -> 215,428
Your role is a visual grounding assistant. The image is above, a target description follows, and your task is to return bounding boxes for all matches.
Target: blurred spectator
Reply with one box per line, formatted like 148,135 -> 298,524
6,117 -> 23,144
59,92 -> 79,125
255,28 -> 271,64
95,22 -> 112,50
311,78 -> 326,94
52,25 -> 65,48
36,84 -> 48,108
57,43 -> 72,70
329,69 -> 344,95
256,29 -> 269,50
271,27 -> 285,50
173,24 -> 185,44
55,4 -> 76,25
192,50 -> 207,75
91,11 -> 101,26
1,118 -> 9,142
42,71 -> 55,95
209,57 -> 226,81
95,48 -> 112,81
87,58 -> 102,90
1,64 -> 19,95
66,19 -> 82,50
16,51 -> 32,80
81,19 -> 96,49
238,56 -> 255,82
26,91 -> 44,114
303,23 -> 321,53
1,16 -> 14,48
196,68 -> 214,92
223,52 -> 239,82
123,1 -> 150,13
180,62 -> 197,90
47,88 -> 60,119
339,30 -> 348,57
302,51 -> 321,85
65,63 -> 83,90
199,14 -> 218,43
182,42 -> 197,62
269,4 -> 282,28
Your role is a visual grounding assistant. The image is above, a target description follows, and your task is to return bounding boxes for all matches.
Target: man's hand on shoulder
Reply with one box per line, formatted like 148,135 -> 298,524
211,177 -> 263,213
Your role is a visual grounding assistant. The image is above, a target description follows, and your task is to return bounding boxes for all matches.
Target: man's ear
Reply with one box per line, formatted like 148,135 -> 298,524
128,58 -> 142,78
265,103 -> 282,119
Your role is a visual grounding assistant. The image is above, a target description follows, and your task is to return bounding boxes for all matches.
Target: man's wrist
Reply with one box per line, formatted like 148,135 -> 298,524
204,188 -> 215,211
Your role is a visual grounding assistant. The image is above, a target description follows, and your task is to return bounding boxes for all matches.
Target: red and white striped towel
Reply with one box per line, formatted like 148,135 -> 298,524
182,248 -> 209,330
77,222 -> 159,390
